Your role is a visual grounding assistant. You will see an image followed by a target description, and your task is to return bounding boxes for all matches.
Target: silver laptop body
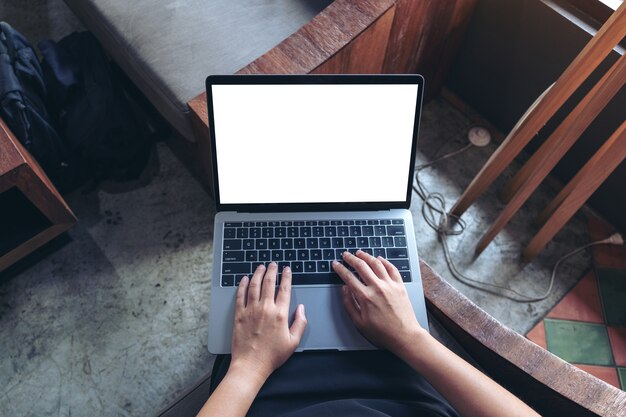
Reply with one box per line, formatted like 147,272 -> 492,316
206,74 -> 428,354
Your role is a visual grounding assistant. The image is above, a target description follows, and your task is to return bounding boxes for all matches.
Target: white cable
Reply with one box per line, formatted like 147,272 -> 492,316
413,143 -> 624,303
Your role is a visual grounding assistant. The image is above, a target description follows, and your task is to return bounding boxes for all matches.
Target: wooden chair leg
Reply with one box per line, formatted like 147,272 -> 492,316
450,1 -> 626,218
474,53 -> 626,255
523,120 -> 626,260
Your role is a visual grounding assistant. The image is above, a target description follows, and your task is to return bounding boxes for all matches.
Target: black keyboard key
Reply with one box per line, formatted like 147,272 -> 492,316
345,237 -> 357,248
357,237 -> 369,247
331,220 -> 342,225
362,226 -> 374,236
236,228 -> 248,238
294,238 -> 306,249
281,238 -> 293,249
281,221 -> 292,226
374,226 -> 386,236
369,237 -> 382,247
394,236 -> 407,247
387,226 -> 405,236
269,221 -> 280,227
272,250 -> 283,261
292,273 -> 342,285
224,239 -> 242,250
338,226 -> 349,236
319,221 -> 330,226
221,275 -> 234,287
285,250 -> 297,261
332,237 -> 343,248
355,220 -> 367,225
373,248 -> 386,257
243,222 -> 254,227
389,259 -> 410,271
224,228 -> 236,238
300,227 -> 312,237
222,263 -> 250,274
319,238 -> 331,248
382,237 -> 394,247
368,220 -> 379,225
250,228 -> 262,238
349,226 -> 361,236
306,238 -> 318,248
400,271 -> 411,282
259,250 -> 270,261
335,248 -> 347,259
246,251 -> 258,261
275,227 -> 287,237
223,251 -> 244,262
323,249 -> 335,260
243,239 -> 255,250
295,221 -> 305,226
256,221 -> 267,227
342,220 -> 354,225
392,219 -> 404,225
325,227 -> 337,237
381,220 -> 391,225
225,222 -> 242,227
288,227 -> 299,237
387,248 -> 408,259
269,239 -> 280,249
262,228 -> 274,238
310,249 -> 322,260
297,250 -> 309,260
361,248 -> 373,256
317,261 -> 330,272
251,261 -> 265,271
292,262 -> 304,273
304,261 -> 316,272
312,227 -> 324,237
256,239 -> 268,249
305,221 -> 317,226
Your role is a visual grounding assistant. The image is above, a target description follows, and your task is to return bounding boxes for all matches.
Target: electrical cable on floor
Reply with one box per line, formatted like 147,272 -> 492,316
413,126 -> 624,303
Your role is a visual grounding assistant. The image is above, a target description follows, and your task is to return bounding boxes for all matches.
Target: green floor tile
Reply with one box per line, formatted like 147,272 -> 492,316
619,368 -> 626,391
544,319 -> 614,366
597,269 -> 626,326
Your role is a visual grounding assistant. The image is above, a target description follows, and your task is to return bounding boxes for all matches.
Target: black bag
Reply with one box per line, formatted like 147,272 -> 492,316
0,22 -> 76,190
39,32 -> 154,186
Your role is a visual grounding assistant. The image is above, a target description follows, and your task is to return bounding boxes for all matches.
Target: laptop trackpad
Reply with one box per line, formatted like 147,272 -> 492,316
291,286 -> 375,352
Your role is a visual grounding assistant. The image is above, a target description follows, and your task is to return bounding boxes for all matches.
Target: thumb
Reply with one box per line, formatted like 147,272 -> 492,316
289,304 -> 307,345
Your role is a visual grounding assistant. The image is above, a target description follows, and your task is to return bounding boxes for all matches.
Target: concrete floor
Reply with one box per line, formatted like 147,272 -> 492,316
1,1 -> 593,416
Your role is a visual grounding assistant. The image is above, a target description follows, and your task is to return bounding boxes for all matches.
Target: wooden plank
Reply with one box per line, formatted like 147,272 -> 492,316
421,259 -> 626,416
474,52 -> 626,255
450,1 -> 626,218
524,119 -> 626,260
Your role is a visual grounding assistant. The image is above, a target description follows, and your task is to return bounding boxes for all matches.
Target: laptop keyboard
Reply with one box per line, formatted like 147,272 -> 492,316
220,219 -> 412,287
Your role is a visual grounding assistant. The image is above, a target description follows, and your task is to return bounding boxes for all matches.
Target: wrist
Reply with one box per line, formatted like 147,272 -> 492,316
391,325 -> 431,361
227,359 -> 272,389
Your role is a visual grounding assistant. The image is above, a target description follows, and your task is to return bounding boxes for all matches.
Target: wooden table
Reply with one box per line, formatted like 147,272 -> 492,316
0,119 -> 76,272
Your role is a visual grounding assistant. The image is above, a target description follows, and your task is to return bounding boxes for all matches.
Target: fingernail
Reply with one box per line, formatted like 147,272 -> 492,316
269,262 -> 276,267
343,251 -> 350,257
356,249 -> 363,254
332,260 -> 339,266
258,264 -> 266,269
283,266 -> 291,272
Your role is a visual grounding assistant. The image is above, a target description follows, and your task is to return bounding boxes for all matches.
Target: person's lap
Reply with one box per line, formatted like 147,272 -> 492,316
210,350 -> 459,417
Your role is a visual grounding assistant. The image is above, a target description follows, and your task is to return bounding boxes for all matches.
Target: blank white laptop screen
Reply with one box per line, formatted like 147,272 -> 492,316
211,84 -> 419,205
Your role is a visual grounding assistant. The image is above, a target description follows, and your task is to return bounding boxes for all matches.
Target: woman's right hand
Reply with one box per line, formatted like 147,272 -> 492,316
331,250 -> 425,357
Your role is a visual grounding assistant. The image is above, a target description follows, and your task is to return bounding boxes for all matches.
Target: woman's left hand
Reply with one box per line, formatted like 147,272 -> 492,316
230,262 -> 307,382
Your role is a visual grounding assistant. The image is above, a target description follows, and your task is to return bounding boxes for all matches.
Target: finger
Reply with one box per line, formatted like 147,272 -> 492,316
247,264 -> 265,305
332,260 -> 366,297
289,304 -> 307,346
356,250 -> 390,281
275,266 -> 292,309
236,276 -> 249,308
261,262 -> 278,301
341,285 -> 362,325
379,256 -> 403,283
342,251 -> 379,286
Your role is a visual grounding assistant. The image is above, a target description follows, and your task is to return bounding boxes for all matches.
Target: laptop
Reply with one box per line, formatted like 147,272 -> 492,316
206,74 -> 428,354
